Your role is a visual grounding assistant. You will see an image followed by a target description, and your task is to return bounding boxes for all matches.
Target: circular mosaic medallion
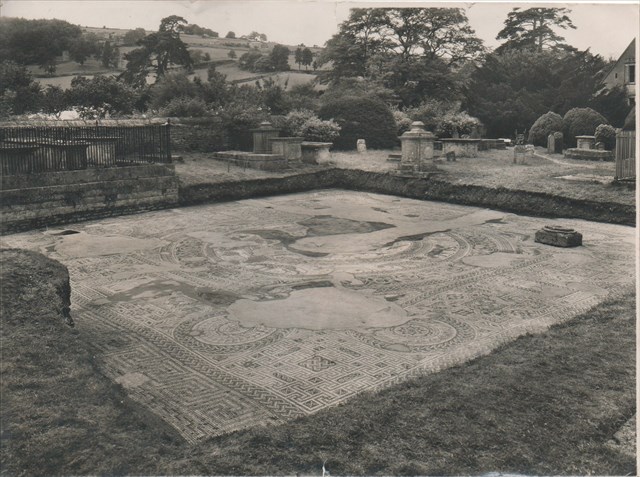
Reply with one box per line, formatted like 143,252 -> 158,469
347,317 -> 475,352
174,315 -> 290,353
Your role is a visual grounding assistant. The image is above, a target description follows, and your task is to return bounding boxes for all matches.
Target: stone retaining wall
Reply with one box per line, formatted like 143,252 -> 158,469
180,169 -> 635,227
1,164 -> 179,234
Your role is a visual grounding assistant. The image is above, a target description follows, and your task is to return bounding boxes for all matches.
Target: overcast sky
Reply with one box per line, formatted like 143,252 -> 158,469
2,1 -> 638,59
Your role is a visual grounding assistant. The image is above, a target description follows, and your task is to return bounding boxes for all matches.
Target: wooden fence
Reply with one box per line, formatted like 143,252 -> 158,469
614,130 -> 636,181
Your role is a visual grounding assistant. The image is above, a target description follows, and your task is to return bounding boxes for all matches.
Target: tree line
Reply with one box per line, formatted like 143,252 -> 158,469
0,7 -> 632,140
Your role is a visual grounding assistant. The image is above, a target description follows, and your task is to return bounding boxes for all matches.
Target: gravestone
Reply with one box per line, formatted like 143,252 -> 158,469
357,139 -> 367,153
547,134 -> 555,154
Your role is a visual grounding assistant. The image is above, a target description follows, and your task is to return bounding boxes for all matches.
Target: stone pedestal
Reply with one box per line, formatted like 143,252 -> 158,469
576,135 -> 596,150
357,139 -> 367,153
535,225 -> 582,247
251,121 -> 280,154
301,142 -> 332,164
399,121 -> 436,173
269,137 -> 303,163
440,138 -> 480,158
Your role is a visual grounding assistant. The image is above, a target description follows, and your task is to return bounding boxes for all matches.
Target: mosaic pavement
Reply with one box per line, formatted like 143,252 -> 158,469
2,190 -> 635,443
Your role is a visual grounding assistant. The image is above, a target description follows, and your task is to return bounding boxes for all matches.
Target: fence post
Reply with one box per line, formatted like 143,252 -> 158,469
165,119 -> 172,163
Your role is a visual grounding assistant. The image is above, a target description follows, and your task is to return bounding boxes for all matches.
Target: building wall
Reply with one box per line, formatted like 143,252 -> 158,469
603,39 -> 636,104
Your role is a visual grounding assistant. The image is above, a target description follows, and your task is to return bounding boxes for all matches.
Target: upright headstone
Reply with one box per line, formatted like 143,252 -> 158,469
357,139 -> 367,153
547,133 -> 555,154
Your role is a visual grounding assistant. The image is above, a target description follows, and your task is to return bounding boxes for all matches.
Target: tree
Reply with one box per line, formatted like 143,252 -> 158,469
120,15 -> 192,85
69,32 -> 101,65
319,8 -> 484,107
238,50 -> 264,71
295,47 -> 303,70
496,7 -> 576,52
225,31 -> 236,39
41,85 -> 68,117
228,49 -> 237,59
302,48 -> 314,70
0,60 -> 42,115
122,27 -> 147,46
464,48 -> 609,138
100,40 -> 120,68
67,75 -> 142,114
269,44 -> 290,71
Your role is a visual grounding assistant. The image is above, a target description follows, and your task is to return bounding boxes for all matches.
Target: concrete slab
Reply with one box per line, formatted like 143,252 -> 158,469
2,190 -> 634,443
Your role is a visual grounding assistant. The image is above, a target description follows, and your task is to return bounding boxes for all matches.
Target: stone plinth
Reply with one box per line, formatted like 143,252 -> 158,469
564,148 -> 614,161
535,225 -> 582,247
213,151 -> 287,171
251,121 -> 280,154
399,121 -> 436,172
576,135 -> 596,150
301,142 -> 332,165
269,137 -> 303,163
440,138 -> 480,158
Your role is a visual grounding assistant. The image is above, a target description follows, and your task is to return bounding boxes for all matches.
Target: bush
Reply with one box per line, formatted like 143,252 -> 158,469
552,131 -> 564,153
392,109 -> 413,136
528,111 -> 563,146
278,109 -> 340,142
159,97 -> 212,117
297,117 -> 341,142
280,109 -> 317,136
562,107 -> 608,147
318,96 -> 397,150
405,99 -> 481,138
594,124 -> 616,150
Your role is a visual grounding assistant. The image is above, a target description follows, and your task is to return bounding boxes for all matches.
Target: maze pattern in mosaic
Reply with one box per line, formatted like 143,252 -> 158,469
2,190 -> 634,443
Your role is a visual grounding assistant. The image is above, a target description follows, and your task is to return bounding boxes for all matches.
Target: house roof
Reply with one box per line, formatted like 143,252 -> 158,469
603,38 -> 636,84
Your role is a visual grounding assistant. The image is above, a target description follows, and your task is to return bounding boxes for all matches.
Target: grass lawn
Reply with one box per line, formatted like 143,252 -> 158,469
1,235 -> 635,475
331,148 -> 636,207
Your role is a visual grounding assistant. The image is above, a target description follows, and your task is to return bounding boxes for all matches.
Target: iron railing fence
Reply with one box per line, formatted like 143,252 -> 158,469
614,130 -> 636,181
0,124 -> 171,175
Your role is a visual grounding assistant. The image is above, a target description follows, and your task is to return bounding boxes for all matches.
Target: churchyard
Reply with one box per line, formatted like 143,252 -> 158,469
1,4 -> 637,477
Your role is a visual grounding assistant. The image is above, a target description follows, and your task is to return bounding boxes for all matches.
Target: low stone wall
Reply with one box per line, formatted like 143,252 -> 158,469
212,151 -> 288,171
1,164 -> 179,234
564,148 -> 614,161
169,117 -> 227,153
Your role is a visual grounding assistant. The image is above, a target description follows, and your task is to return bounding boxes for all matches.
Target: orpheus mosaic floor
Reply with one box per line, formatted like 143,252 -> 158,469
2,190 -> 635,442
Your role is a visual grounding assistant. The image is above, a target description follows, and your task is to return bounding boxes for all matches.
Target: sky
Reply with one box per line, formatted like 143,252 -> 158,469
2,1 -> 638,59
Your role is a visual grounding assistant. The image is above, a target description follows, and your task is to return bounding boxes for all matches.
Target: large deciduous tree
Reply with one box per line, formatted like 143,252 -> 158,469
318,7 -> 483,106
120,15 -> 192,86
496,7 -> 576,52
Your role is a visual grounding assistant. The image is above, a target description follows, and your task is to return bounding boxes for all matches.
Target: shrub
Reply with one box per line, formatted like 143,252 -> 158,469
594,124 -> 616,150
280,109 -> 317,136
552,131 -> 564,153
405,99 -> 481,138
392,109 -> 413,136
528,111 -> 563,146
159,97 -> 212,117
562,107 -> 608,147
318,96 -> 397,150
297,117 -> 341,142
278,109 -> 340,142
